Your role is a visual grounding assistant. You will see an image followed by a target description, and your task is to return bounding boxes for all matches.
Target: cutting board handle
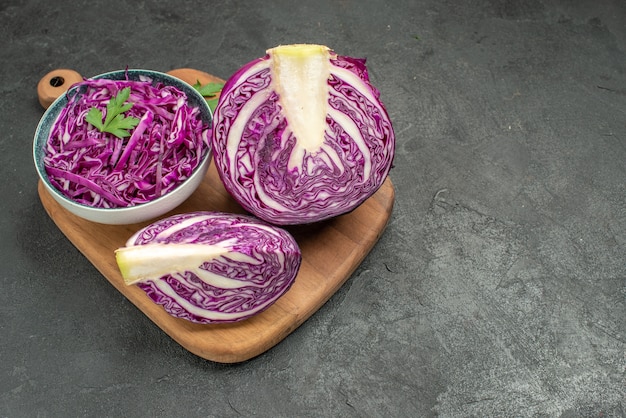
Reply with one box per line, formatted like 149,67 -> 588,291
37,68 -> 222,110
37,69 -> 83,109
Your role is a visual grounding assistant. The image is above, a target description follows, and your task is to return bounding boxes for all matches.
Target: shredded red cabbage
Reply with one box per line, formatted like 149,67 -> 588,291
44,77 -> 210,208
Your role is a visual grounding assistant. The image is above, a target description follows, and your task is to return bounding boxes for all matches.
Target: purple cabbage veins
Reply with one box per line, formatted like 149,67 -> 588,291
212,44 -> 395,225
119,212 -> 301,324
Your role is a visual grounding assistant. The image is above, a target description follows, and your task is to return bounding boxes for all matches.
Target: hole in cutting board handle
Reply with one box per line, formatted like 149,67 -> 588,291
49,76 -> 65,87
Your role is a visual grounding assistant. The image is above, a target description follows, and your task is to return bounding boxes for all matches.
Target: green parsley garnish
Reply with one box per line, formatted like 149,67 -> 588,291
85,87 -> 140,139
192,80 -> 224,112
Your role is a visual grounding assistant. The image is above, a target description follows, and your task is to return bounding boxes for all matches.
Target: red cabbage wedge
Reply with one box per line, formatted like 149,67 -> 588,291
212,44 -> 395,225
115,212 -> 301,324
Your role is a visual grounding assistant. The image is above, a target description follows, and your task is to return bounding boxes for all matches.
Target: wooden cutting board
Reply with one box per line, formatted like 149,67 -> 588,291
37,68 -> 395,363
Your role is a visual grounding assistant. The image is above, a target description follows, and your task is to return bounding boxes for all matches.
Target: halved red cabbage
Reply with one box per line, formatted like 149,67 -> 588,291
44,77 -> 210,208
116,212 -> 301,324
212,44 -> 395,225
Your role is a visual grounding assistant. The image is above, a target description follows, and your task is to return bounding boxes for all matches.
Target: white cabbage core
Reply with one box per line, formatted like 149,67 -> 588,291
116,243 -> 232,286
268,44 -> 331,169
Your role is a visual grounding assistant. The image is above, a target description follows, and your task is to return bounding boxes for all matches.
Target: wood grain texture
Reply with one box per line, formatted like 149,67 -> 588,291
37,67 -> 395,362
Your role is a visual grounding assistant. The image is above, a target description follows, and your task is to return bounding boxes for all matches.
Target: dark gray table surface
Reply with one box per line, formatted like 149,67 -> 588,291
2,0 -> 624,416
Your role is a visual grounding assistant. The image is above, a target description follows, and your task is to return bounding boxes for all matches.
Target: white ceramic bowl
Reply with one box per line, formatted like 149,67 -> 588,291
33,69 -> 212,225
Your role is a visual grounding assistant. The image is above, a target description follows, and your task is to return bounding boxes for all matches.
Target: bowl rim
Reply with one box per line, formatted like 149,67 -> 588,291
33,68 -> 213,214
